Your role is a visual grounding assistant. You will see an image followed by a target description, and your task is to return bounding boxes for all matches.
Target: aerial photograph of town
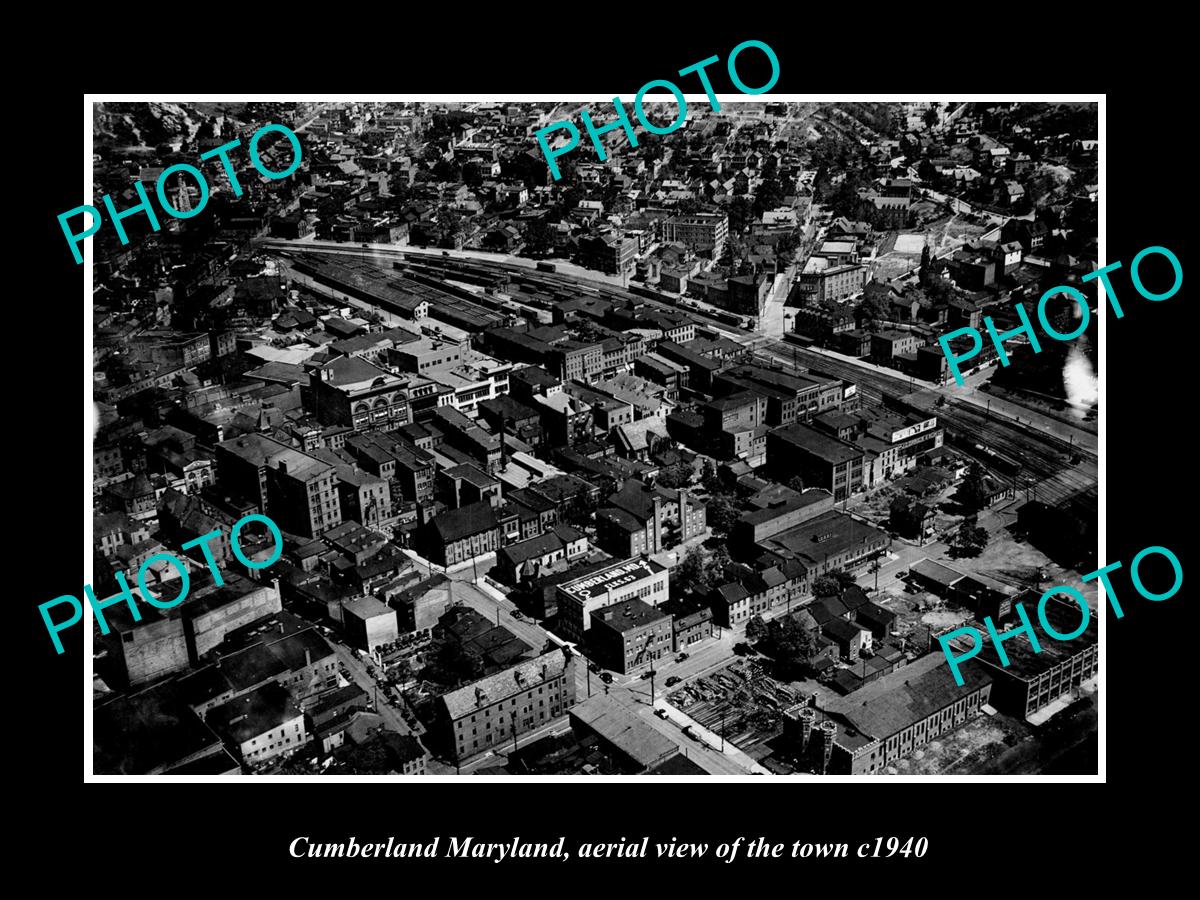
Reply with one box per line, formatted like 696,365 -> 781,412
89,99 -> 1099,777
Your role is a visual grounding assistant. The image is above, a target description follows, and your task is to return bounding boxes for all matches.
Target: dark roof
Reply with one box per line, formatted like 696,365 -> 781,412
645,754 -> 709,775
206,682 -> 301,745
840,586 -> 871,611
822,617 -> 865,643
827,653 -> 992,741
856,601 -> 897,626
95,683 -> 221,775
430,501 -> 499,544
592,598 -> 668,633
771,422 -> 863,465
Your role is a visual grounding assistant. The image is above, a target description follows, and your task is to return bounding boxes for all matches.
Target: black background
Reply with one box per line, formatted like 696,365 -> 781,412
21,19 -> 1189,883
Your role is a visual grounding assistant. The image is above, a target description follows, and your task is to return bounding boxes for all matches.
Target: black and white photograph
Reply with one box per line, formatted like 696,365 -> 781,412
81,97 -> 1103,779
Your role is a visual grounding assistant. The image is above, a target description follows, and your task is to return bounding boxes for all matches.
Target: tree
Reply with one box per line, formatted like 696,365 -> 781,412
762,614 -> 820,677
858,293 -> 891,329
674,546 -> 711,595
656,462 -> 694,490
752,177 -> 786,217
812,574 -> 843,598
950,517 -> 989,558
923,106 -> 940,129
522,217 -> 553,257
813,569 -> 856,597
919,244 -> 933,285
745,614 -> 768,644
709,544 -> 734,584
727,196 -> 753,236
706,494 -> 738,535
775,231 -> 800,266
786,476 -> 806,493
958,465 -> 991,512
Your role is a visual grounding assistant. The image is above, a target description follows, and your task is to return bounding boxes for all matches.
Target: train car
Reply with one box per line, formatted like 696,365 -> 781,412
535,261 -> 557,273
971,442 -> 1023,478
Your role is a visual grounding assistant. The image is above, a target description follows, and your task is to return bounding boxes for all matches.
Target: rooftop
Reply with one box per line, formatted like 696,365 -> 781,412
569,695 -> 679,769
592,598 -> 668,633
826,652 -> 993,744
558,558 -> 665,603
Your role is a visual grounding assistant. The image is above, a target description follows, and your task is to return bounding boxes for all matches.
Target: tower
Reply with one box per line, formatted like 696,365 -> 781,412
174,173 -> 193,214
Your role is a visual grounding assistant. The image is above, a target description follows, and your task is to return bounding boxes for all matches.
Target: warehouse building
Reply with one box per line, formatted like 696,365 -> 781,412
967,593 -> 1098,718
801,653 -> 994,775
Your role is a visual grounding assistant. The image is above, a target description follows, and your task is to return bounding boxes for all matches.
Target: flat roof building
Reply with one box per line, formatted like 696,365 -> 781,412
589,598 -> 672,675
556,558 -> 669,642
816,653 -> 993,775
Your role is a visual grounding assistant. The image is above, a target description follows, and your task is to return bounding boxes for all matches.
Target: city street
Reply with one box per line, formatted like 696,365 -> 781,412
329,641 -> 416,737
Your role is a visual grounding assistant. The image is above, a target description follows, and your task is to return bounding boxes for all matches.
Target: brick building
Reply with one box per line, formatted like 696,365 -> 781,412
436,647 -> 576,763
589,598 -> 672,675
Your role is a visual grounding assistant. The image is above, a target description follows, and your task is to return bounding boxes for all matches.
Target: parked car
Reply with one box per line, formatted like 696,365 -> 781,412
654,708 -> 668,720
676,653 -> 690,662
665,676 -> 681,687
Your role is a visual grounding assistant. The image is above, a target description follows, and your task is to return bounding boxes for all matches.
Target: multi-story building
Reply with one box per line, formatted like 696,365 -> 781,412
266,445 -> 343,538
557,558 -> 669,642
812,408 -> 943,489
662,597 -> 715,652
548,340 -> 603,384
870,330 -> 923,362
343,431 -> 437,504
595,479 -> 705,558
206,682 -> 307,768
341,596 -> 399,652
307,355 -> 410,434
813,653 -> 993,775
589,599 -> 673,674
756,510 -> 890,579
386,337 -> 464,375
438,464 -> 502,509
714,364 -> 843,427
422,501 -> 502,567
215,433 -> 342,537
796,256 -> 866,304
967,594 -> 1098,718
101,576 -> 285,688
767,423 -> 865,501
580,232 -> 637,275
436,647 -> 576,763
662,213 -> 728,259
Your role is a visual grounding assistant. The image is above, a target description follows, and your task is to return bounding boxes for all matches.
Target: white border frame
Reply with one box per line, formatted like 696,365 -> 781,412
83,92 -> 1106,783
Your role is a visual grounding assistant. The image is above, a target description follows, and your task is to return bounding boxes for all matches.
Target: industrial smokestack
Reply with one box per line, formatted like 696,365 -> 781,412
499,414 -> 508,469
799,707 -> 817,753
820,720 -> 838,775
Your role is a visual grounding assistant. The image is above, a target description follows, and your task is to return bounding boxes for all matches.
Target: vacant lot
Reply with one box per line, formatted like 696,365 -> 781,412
874,214 -> 997,283
666,658 -> 802,757
895,711 -> 1030,775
